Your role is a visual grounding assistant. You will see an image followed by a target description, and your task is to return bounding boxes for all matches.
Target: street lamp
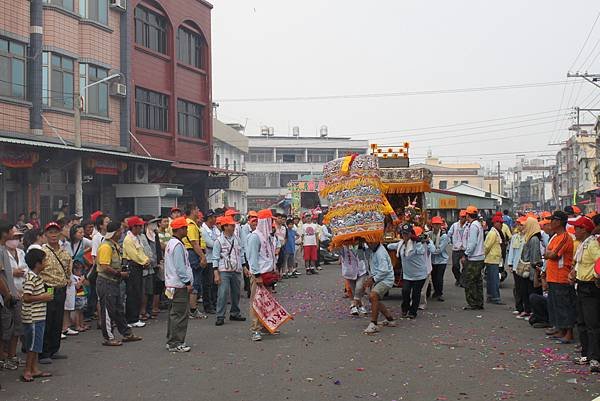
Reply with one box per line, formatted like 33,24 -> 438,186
74,73 -> 122,216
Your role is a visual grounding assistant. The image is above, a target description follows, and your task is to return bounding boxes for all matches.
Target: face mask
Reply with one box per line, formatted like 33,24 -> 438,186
6,239 -> 20,249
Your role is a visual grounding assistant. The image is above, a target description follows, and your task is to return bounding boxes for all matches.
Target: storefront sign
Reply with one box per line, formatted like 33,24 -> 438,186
0,148 -> 39,168
207,176 -> 230,189
252,285 -> 293,334
439,197 -> 458,209
85,159 -> 127,175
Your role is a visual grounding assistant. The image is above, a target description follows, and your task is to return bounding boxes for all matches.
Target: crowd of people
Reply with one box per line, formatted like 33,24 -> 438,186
0,204 -> 332,384
338,204 -> 599,373
1,201 -> 599,386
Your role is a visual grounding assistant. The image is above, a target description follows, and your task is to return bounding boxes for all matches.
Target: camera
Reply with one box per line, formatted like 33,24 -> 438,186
121,260 -> 130,273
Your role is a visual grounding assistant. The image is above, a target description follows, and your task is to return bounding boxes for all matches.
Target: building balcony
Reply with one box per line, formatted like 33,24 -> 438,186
246,161 -> 326,174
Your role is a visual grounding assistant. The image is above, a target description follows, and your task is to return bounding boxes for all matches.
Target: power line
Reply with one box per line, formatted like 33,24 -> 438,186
216,81 -> 570,103
570,10 -> 600,71
361,114 -> 569,140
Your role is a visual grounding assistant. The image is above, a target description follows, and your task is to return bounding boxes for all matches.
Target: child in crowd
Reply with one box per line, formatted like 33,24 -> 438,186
282,219 -> 298,278
72,263 -> 89,332
340,243 -> 369,316
21,248 -> 53,382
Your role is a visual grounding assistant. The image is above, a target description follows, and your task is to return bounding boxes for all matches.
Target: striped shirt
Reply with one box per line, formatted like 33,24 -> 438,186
22,271 -> 47,323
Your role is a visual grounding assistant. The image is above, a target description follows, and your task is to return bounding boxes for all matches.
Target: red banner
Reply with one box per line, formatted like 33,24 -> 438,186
0,148 -> 39,168
252,285 -> 293,333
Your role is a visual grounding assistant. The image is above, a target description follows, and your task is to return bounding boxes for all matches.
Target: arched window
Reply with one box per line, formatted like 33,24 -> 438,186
177,23 -> 206,69
135,4 -> 168,54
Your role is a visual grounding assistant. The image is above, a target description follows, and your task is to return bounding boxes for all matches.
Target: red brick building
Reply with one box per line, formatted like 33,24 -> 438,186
129,0 -> 213,210
0,0 -> 213,222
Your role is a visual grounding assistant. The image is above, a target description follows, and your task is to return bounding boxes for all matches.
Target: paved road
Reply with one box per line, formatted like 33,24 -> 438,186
1,265 -> 598,401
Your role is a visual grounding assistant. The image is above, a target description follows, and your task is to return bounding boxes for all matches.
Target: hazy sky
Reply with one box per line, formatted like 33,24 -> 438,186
211,0 -> 600,170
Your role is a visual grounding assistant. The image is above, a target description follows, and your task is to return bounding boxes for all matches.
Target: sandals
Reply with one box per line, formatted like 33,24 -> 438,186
102,339 -> 123,346
122,334 -> 143,343
20,375 -> 34,383
32,372 -> 52,378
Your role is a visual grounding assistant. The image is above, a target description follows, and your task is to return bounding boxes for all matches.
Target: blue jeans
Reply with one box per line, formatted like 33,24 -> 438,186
216,271 -> 242,319
485,263 -> 501,302
188,250 -> 202,295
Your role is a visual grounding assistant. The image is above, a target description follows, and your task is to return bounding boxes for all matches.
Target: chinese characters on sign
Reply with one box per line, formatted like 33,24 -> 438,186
252,285 -> 293,333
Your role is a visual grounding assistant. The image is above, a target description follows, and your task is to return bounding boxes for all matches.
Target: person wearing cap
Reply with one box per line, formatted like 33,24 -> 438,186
246,209 -> 278,341
388,224 -> 433,320
0,225 -> 25,370
170,207 -> 182,220
300,215 -> 320,275
507,216 -> 527,314
241,215 -> 259,298
201,209 -> 220,316
544,211 -> 576,343
182,203 -> 209,318
461,206 -> 485,310
87,214 -> 110,323
122,216 -> 150,328
484,215 -> 507,305
430,216 -> 449,302
568,216 -> 600,371
95,222 -> 143,346
38,222 -> 72,364
163,217 -> 194,352
447,210 -> 468,287
212,216 -> 247,326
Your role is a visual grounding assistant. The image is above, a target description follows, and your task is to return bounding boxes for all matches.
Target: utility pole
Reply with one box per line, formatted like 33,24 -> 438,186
567,72 -> 600,89
74,73 -> 122,216
497,161 -> 501,195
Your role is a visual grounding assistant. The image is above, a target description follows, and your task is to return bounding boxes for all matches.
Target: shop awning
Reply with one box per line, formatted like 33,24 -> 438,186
0,136 -> 172,163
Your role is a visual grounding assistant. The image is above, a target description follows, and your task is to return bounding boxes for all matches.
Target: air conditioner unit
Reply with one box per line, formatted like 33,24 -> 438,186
110,83 -> 127,97
133,162 -> 148,184
109,0 -> 127,12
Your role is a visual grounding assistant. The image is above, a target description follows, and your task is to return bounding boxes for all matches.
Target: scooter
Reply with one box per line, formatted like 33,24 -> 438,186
319,241 -> 339,264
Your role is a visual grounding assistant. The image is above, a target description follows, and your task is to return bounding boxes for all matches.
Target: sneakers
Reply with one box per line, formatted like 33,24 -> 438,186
574,356 -> 589,365
128,320 -> 146,328
512,310 -> 520,315
350,306 -> 359,316
251,331 -> 262,342
1,359 -> 18,371
358,306 -> 368,316
168,344 -> 191,353
63,328 -> 79,336
516,312 -> 529,319
215,318 -> 225,326
191,310 -> 208,319
363,322 -> 380,334
230,315 -> 247,322
381,319 -> 397,327
591,359 -> 600,373
61,333 -> 67,339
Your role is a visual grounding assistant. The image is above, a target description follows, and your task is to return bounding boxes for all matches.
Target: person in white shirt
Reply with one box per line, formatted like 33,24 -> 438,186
447,210 -> 468,287
212,217 -> 248,326
300,216 -> 320,275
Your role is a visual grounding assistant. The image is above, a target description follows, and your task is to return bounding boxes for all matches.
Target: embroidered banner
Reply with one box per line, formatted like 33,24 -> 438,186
252,285 -> 293,334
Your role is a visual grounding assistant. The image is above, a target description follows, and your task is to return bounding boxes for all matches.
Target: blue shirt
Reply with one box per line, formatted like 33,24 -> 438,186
369,245 -> 395,287
430,231 -> 449,265
502,215 -> 514,229
284,228 -> 296,254
389,240 -> 431,281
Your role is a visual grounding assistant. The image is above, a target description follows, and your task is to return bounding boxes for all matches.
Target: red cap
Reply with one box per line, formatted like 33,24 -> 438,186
170,207 -> 182,213
225,209 -> 240,217
431,216 -> 443,224
90,210 -> 103,222
248,210 -> 258,217
127,216 -> 145,228
258,209 -> 273,219
570,216 -> 595,232
44,221 -> 62,232
492,215 -> 504,224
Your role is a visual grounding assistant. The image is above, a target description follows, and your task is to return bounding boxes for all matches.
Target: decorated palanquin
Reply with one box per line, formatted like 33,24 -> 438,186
320,154 -> 386,248
380,167 -> 432,195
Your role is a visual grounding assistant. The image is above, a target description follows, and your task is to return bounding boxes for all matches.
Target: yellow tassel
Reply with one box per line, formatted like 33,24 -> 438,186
381,182 -> 431,194
381,195 -> 395,214
320,177 -> 382,196
331,230 -> 384,248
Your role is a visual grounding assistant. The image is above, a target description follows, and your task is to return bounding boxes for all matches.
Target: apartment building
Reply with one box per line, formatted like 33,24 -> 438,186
245,134 -> 369,210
